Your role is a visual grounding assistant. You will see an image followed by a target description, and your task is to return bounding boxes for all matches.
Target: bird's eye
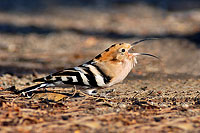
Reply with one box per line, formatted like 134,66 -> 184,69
121,48 -> 126,53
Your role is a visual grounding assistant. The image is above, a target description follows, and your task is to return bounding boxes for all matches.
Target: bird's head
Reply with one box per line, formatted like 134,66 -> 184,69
94,38 -> 159,65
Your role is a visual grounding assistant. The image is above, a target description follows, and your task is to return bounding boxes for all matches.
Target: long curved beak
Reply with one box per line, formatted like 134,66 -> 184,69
132,53 -> 160,60
131,38 -> 158,46
130,38 -> 160,60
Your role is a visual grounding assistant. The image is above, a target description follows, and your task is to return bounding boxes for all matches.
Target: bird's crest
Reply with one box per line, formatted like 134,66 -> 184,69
93,43 -> 132,62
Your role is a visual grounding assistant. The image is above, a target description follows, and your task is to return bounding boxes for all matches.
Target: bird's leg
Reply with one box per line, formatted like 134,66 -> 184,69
77,89 -> 112,102
71,85 -> 78,97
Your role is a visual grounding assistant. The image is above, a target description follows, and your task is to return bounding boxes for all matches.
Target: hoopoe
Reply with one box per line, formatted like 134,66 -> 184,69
14,39 -> 159,97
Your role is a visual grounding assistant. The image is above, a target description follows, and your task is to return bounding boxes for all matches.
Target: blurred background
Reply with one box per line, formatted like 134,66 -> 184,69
0,0 -> 200,76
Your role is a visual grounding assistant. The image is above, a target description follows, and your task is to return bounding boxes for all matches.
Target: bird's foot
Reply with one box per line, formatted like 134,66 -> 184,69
21,91 -> 34,98
84,89 -> 98,96
78,89 -> 112,101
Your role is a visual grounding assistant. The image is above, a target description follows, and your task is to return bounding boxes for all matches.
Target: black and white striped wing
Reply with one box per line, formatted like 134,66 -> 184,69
33,68 -> 90,86
34,62 -> 111,87
17,68 -> 89,95
77,63 -> 111,87
17,61 -> 112,96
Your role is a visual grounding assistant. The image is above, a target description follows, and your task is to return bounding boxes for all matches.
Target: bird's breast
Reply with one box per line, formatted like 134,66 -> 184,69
106,59 -> 134,86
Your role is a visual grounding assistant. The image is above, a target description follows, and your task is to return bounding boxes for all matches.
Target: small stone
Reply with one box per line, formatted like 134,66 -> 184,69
61,115 -> 70,120
154,117 -> 164,122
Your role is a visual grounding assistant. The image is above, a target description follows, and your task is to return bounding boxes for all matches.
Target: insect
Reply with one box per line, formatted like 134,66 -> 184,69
13,38 -> 159,97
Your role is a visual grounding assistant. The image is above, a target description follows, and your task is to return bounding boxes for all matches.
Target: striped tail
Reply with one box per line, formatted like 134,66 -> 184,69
17,83 -> 47,95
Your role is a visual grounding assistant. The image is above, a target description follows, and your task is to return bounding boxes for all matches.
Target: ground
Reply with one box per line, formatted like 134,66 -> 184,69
0,3 -> 200,133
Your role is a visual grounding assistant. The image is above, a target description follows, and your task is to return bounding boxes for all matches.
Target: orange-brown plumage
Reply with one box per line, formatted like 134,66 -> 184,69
12,39 -> 159,97
93,43 -> 135,86
94,43 -> 132,62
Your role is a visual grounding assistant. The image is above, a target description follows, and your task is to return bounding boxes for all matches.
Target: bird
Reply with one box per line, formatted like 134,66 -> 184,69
12,38 -> 159,97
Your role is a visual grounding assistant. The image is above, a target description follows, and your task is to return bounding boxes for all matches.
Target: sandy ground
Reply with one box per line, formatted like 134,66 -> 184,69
0,3 -> 200,133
